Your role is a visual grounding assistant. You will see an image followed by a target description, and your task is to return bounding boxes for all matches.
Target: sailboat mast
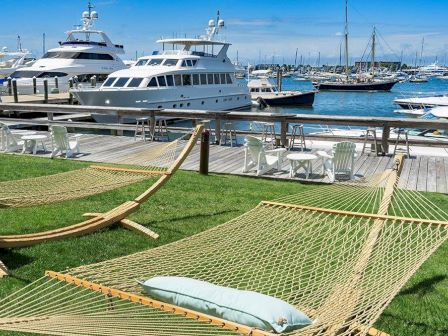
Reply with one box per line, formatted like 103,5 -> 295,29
344,0 -> 349,81
371,26 -> 375,80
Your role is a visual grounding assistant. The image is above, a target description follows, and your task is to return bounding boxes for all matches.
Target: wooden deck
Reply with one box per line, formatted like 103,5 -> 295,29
7,132 -> 448,193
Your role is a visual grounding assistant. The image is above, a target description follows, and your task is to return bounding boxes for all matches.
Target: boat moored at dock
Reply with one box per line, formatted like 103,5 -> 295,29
72,15 -> 251,123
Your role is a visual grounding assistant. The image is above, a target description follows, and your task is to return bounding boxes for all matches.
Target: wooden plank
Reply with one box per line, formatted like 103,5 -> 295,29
406,157 -> 420,191
426,157 -> 438,193
416,156 -> 429,192
435,157 -> 447,194
45,271 -> 275,336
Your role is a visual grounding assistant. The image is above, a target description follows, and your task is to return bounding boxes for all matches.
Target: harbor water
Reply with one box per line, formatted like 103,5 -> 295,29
175,77 -> 448,135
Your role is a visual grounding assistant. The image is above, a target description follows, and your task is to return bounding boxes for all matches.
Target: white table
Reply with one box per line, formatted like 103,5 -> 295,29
287,153 -> 317,179
21,134 -> 48,154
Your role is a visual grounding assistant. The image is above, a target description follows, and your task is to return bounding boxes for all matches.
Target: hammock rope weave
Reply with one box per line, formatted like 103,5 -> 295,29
0,137 -> 183,208
0,156 -> 447,335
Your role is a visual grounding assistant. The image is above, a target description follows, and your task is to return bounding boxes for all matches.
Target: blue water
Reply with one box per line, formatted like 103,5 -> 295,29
175,77 -> 448,134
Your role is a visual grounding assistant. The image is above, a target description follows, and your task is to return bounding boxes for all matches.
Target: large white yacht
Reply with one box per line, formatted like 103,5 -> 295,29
0,45 -> 35,84
72,16 -> 251,122
5,4 -> 126,94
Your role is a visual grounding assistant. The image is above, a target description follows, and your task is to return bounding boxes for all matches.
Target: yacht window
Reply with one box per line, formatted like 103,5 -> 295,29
76,53 -> 114,60
207,73 -> 214,84
102,77 -> 116,87
182,74 -> 191,86
127,78 -> 143,87
166,75 -> 174,86
192,74 -> 200,85
186,60 -> 192,67
220,73 -> 226,84
214,74 -> 220,84
39,72 -> 69,78
181,60 -> 187,67
200,74 -> 207,84
174,74 -> 182,86
226,73 -> 232,84
163,59 -> 178,66
114,77 -> 130,87
135,59 -> 149,66
148,59 -> 163,66
255,88 -> 260,92
157,76 -> 167,87
42,51 -> 78,59
147,77 -> 158,87
192,60 -> 198,66
10,70 -> 42,78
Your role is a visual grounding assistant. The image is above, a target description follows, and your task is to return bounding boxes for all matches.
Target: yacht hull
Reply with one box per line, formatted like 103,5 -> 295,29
315,80 -> 399,92
72,87 -> 251,123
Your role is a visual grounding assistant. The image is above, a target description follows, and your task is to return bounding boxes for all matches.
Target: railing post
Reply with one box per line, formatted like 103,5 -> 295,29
381,125 -> 390,155
32,76 -> 37,94
199,130 -> 210,175
117,113 -> 123,136
280,120 -> 288,147
215,116 -> 221,145
150,111 -> 156,140
12,79 -> 18,103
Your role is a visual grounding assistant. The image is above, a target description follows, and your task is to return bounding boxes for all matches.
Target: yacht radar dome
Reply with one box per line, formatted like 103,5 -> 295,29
208,19 -> 215,27
218,19 -> 225,27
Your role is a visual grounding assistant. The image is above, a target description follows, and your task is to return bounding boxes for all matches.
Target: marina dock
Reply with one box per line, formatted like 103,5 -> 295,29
12,131 -> 448,193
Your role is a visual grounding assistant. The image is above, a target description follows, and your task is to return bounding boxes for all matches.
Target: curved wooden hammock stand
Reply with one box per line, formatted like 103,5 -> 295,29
0,125 -> 203,277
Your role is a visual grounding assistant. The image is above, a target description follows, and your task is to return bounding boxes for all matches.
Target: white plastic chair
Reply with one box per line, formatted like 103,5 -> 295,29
317,142 -> 357,183
0,122 -> 24,152
242,136 -> 286,176
50,125 -> 81,158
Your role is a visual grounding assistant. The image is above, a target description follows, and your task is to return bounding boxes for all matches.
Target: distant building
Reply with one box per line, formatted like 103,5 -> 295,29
354,61 -> 401,70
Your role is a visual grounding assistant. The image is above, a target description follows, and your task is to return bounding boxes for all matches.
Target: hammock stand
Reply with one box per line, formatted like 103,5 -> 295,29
0,125 -> 203,277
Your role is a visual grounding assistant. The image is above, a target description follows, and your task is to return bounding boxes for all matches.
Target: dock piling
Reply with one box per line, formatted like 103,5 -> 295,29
90,75 -> 97,88
68,78 -> 74,105
32,76 -> 37,94
54,76 -> 59,90
7,77 -> 12,96
12,79 -> 18,103
43,79 -> 49,104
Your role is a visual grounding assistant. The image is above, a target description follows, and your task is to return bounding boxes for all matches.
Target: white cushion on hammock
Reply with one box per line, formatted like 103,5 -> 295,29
139,276 -> 312,333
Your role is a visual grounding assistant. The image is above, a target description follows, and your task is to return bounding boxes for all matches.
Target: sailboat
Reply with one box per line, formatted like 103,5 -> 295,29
314,0 -> 398,92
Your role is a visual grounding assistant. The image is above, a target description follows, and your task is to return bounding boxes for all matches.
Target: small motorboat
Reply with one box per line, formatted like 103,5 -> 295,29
248,75 -> 315,107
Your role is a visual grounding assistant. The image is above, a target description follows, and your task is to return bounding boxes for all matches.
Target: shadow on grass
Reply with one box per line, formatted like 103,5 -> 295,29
1,250 -> 34,283
399,275 -> 447,297
381,311 -> 448,334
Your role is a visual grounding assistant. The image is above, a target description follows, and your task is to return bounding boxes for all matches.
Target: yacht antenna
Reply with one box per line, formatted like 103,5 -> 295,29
371,26 -> 376,80
88,1 -> 94,17
344,0 -> 349,81
17,35 -> 22,52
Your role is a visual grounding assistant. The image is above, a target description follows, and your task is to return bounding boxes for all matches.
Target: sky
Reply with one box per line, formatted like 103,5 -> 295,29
1,0 -> 448,66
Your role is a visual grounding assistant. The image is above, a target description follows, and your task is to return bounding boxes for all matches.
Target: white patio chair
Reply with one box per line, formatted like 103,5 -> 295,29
50,125 -> 82,158
242,135 -> 286,176
0,122 -> 24,153
317,141 -> 357,183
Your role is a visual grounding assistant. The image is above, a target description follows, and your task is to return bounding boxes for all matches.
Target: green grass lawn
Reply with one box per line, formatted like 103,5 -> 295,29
0,153 -> 447,336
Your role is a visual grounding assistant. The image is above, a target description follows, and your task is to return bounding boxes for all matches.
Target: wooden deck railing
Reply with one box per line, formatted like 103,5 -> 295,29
1,103 -> 448,151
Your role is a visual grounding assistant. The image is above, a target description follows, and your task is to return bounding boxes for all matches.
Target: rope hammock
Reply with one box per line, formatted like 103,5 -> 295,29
0,132 -> 184,208
0,125 -> 203,275
0,155 -> 447,335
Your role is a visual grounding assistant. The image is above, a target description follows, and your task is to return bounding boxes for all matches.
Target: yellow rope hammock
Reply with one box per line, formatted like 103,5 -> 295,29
0,155 -> 447,335
0,131 -> 189,208
0,125 -> 203,274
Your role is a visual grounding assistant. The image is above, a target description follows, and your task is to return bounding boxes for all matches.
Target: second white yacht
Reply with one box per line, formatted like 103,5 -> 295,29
5,3 -> 126,94
72,16 -> 251,122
